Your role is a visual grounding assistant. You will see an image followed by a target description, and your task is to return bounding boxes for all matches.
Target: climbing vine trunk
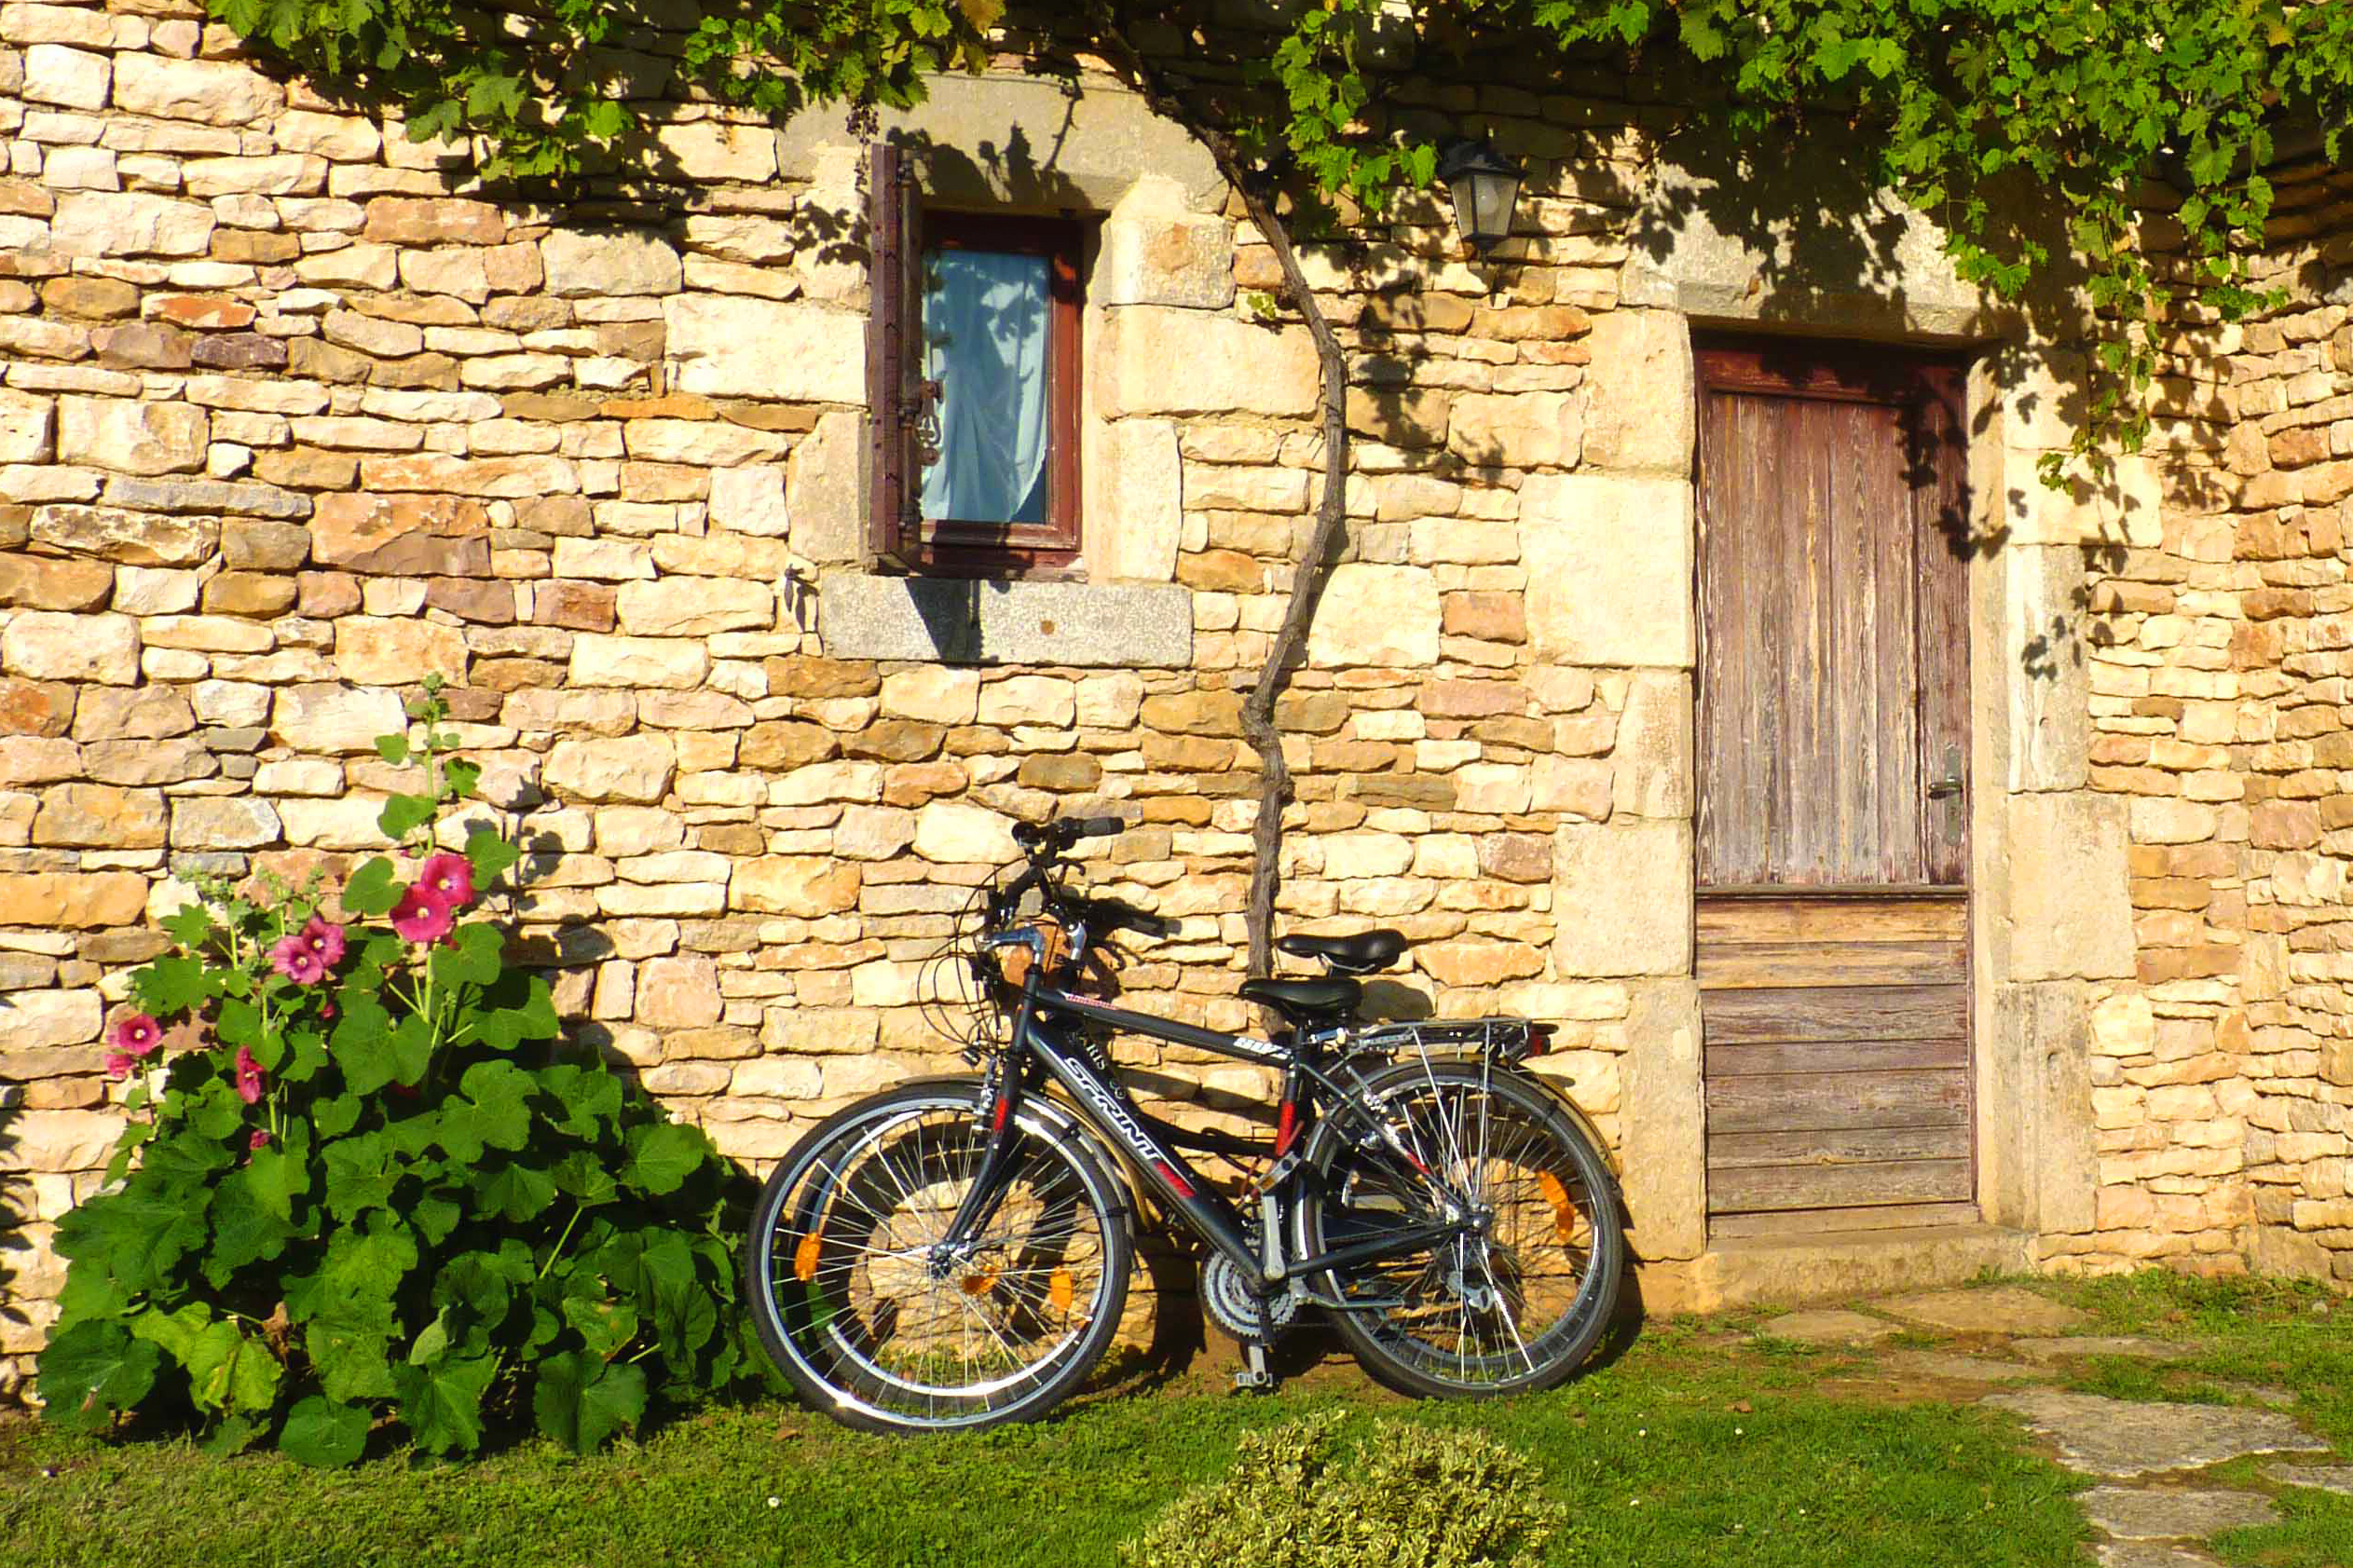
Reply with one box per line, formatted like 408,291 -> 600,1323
1091,20 -> 1352,978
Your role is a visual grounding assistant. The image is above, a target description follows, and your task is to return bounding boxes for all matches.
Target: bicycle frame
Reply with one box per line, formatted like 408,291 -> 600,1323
947,968 -> 1471,1298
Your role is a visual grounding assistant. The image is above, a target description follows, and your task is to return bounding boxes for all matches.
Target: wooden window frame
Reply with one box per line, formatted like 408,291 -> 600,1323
867,143 -> 1086,578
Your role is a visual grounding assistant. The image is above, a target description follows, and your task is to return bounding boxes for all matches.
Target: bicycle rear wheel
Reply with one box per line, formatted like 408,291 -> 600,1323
1300,1057 -> 1622,1398
746,1080 -> 1132,1433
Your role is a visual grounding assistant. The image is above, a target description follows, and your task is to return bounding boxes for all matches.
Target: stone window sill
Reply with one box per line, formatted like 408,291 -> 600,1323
816,573 -> 1191,667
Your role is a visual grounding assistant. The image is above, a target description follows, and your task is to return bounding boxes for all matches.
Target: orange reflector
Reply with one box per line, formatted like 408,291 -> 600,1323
1536,1170 -> 1579,1243
792,1231 -> 822,1283
1048,1267 -> 1074,1314
960,1265 -> 1000,1297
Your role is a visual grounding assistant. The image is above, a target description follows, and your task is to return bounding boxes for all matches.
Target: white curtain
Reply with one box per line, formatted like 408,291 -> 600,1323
920,249 -> 1050,525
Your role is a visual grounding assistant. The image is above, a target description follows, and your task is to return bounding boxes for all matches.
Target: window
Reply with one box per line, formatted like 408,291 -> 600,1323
867,144 -> 1085,576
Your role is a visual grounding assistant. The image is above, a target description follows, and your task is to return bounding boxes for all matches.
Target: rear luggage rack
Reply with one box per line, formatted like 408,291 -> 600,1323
1351,1017 -> 1551,1063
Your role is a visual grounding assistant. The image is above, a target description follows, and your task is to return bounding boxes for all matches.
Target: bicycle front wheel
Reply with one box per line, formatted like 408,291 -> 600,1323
1300,1057 -> 1622,1398
746,1080 -> 1133,1433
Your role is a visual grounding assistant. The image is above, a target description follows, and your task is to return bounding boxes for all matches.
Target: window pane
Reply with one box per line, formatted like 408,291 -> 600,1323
920,248 -> 1050,525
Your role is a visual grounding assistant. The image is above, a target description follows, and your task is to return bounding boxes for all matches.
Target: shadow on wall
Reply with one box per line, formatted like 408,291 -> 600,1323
0,1087 -> 26,1362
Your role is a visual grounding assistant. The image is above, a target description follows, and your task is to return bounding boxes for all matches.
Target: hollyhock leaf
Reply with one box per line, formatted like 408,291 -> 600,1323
433,920 -> 503,990
162,904 -> 215,950
551,1152 -> 619,1207
621,1123 -> 707,1199
134,953 -> 214,1016
560,1296 -> 639,1360
636,1233 -> 718,1364
129,1301 -> 212,1368
206,1181 -> 296,1284
190,1079 -> 248,1141
376,793 -> 435,843
280,1026 -> 329,1084
304,1311 -> 398,1404
214,998 -> 264,1052
37,1321 -> 161,1433
342,855 -> 402,918
463,826 -> 521,889
322,1133 -> 396,1223
458,1060 -> 532,1152
434,1101 -> 486,1166
396,1354 -> 497,1456
330,995 -> 397,1096
407,1306 -> 454,1369
442,758 -> 482,800
389,1012 -> 435,1088
313,1091 -> 362,1140
373,732 -> 411,767
411,1191 -> 462,1248
201,1414 -> 260,1459
533,1351 -> 645,1454
541,1063 -> 622,1138
322,1219 -> 419,1309
182,1319 -> 281,1415
280,1396 -> 370,1469
476,1158 -> 558,1225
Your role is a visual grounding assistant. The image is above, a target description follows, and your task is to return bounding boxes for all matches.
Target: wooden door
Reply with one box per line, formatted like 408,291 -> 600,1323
1694,337 -> 1975,1238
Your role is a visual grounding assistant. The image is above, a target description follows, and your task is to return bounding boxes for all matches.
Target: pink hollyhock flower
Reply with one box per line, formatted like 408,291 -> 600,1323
250,1129 -> 271,1152
234,1044 -> 264,1106
390,886 -> 454,945
104,1051 -> 135,1081
295,916 -> 346,966
268,934 -> 327,986
413,852 -> 475,912
112,1013 -> 163,1059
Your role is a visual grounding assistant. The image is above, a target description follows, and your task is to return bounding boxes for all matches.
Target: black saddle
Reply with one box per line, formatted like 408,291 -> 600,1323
1274,928 -> 1406,975
1238,976 -> 1362,1027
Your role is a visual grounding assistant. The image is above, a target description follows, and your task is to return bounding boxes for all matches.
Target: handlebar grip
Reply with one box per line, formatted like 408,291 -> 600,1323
1073,816 -> 1124,839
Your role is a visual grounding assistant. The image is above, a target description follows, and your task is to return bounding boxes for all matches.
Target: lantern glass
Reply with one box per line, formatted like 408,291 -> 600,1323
1434,137 -> 1523,256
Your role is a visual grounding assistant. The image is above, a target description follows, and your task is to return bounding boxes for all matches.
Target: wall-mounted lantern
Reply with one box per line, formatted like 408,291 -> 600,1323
1434,135 -> 1523,259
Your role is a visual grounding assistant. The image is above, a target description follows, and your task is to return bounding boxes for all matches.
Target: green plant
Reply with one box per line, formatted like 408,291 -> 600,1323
1124,1413 -> 1572,1568
36,679 -> 756,1466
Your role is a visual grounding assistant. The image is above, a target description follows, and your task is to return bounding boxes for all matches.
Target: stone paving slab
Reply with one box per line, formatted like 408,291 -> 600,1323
1881,1349 -> 2046,1384
1879,1287 -> 2094,1335
1755,1309 -> 1900,1346
1982,1389 -> 2330,1478
2260,1462 -> 2353,1496
2078,1486 -> 2278,1539
2012,1336 -> 2198,1362
2094,1545 -> 2226,1568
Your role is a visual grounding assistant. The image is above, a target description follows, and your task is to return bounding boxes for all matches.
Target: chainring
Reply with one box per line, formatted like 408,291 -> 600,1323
1200,1250 -> 1300,1343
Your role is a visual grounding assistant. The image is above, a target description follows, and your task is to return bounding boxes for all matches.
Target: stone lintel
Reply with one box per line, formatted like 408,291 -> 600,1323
817,574 -> 1192,667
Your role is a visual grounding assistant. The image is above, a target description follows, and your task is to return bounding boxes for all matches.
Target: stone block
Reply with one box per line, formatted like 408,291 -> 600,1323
732,857 -> 859,917
786,409 -> 863,565
0,872 -> 147,927
171,797 -> 281,850
542,229 -> 684,297
2,610 -> 137,684
1521,473 -> 1694,668
881,667 -> 979,725
1099,184 -> 1235,309
707,465 -> 787,538
636,954 -> 721,1029
663,295 -> 861,402
1095,307 -> 1317,419
0,555 -> 110,611
334,618 -> 467,686
2005,545 -> 2088,792
544,736 -> 677,805
2005,793 -> 2133,980
2004,455 -> 2162,550
569,634 -> 709,689
51,190 -> 215,257
30,506 -> 217,566
1446,390 -> 1580,469
309,493 -> 490,576
34,784 -> 165,848
55,398 -> 208,476
1094,418 -> 1181,582
271,684 -> 404,755
1306,564 -> 1440,669
0,988 -> 101,1050
1620,979 -> 1704,1259
651,121 -> 778,183
1554,820 -> 1691,977
0,390 -> 54,464
1613,672 -> 1691,820
1580,310 -> 1694,475
614,579 -> 773,636
914,800 -> 1017,865
111,53 -> 283,126
23,43 -> 108,109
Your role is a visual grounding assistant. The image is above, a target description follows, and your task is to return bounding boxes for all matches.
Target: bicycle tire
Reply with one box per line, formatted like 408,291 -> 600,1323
746,1079 -> 1133,1433
1298,1057 -> 1623,1398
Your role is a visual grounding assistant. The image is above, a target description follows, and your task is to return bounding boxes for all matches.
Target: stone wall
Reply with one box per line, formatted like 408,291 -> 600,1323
2056,154 -> 2353,1284
0,6 -> 1714,1391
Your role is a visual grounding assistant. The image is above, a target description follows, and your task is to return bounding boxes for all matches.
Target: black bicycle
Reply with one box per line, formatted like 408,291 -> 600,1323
744,816 -> 1625,1432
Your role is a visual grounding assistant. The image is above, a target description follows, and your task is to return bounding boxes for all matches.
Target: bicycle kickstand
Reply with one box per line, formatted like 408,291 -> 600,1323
1232,1341 -> 1275,1394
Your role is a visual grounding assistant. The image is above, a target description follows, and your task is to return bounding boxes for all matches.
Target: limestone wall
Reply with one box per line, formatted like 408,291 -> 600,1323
2058,155 -> 2353,1284
0,7 -> 1721,1388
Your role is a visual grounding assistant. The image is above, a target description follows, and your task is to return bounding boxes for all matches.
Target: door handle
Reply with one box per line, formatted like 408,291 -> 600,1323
1926,775 -> 1963,799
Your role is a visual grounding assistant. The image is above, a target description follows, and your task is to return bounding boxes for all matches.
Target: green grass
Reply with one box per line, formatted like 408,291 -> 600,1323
0,1320 -> 2091,1568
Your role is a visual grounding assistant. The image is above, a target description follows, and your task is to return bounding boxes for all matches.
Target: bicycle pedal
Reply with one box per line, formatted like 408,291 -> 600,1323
1232,1341 -> 1276,1393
